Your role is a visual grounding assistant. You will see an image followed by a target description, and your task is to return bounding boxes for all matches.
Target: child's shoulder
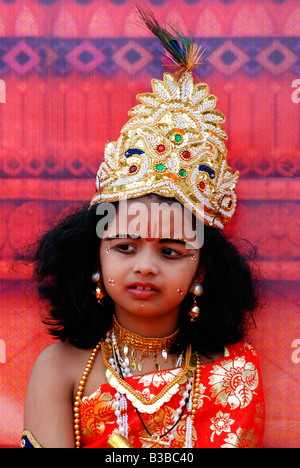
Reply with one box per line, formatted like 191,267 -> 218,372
30,341 -> 93,389
34,341 -> 79,367
24,341 -> 93,447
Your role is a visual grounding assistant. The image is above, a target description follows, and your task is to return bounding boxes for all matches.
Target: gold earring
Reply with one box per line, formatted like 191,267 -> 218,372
188,283 -> 203,322
92,271 -> 106,304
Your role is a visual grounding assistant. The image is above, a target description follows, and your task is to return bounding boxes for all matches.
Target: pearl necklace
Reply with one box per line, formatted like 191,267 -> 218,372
114,391 -> 129,440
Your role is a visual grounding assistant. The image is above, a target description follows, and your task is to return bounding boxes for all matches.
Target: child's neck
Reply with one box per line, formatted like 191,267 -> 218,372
114,309 -> 180,339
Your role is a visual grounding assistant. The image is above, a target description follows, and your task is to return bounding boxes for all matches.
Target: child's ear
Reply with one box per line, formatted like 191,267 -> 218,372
195,265 -> 206,284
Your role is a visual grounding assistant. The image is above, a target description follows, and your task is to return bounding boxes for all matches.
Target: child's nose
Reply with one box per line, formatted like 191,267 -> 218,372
132,250 -> 159,276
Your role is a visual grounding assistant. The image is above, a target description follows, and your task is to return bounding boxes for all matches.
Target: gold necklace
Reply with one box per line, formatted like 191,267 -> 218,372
74,342 -> 101,448
112,315 -> 179,352
112,315 -> 180,372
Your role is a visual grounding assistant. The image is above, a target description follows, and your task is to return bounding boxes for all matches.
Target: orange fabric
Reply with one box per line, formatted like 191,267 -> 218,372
80,341 -> 264,448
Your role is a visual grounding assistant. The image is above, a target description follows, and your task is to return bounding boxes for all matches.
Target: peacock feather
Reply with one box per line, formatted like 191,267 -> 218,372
135,4 -> 205,78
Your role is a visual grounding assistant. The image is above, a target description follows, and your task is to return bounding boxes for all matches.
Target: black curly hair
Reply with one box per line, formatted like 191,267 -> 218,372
25,195 -> 262,357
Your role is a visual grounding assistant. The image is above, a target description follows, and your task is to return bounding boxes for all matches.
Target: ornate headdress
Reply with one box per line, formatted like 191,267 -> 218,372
90,7 -> 239,230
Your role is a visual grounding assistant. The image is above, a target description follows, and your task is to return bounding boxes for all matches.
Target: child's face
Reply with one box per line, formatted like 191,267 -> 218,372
99,196 -> 201,330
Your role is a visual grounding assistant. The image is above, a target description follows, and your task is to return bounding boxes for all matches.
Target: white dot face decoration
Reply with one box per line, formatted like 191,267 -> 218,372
191,255 -> 197,263
108,278 -> 115,286
177,288 -> 183,295
105,247 -> 111,254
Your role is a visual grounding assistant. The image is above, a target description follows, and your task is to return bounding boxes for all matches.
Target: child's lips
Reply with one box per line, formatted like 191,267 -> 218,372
126,282 -> 160,298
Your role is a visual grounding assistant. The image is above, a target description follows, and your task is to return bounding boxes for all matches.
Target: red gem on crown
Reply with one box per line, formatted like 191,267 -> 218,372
156,144 -> 166,153
182,150 -> 191,159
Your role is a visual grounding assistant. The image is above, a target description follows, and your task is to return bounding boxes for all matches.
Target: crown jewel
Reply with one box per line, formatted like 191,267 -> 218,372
90,71 -> 239,229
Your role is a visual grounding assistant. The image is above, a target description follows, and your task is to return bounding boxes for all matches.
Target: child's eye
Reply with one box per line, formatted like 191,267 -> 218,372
115,243 -> 135,253
161,247 -> 183,258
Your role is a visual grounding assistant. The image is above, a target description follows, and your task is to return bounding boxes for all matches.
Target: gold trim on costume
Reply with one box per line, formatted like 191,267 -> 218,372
21,430 -> 42,448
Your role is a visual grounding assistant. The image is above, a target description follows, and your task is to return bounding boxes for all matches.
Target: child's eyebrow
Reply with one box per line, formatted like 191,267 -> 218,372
103,234 -> 139,241
159,238 -> 199,250
159,238 -> 186,245
103,235 -> 198,249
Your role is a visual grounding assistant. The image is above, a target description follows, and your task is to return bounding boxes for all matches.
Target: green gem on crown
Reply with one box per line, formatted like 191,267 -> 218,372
179,169 -> 187,178
174,134 -> 182,143
155,163 -> 165,172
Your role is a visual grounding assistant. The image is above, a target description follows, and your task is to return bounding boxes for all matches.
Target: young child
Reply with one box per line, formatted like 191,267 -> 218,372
21,9 -> 264,449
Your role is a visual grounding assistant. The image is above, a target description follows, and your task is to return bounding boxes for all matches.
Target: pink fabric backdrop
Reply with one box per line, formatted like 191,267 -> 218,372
0,0 -> 299,448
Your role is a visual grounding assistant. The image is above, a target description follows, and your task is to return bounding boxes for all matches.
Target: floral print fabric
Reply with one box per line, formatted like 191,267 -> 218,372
80,341 -> 264,448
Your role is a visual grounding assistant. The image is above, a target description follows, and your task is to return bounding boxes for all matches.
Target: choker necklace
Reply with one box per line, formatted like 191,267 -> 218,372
112,315 -> 179,351
112,315 -> 180,372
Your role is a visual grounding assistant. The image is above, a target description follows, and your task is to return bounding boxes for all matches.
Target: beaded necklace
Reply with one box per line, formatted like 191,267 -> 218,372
73,328 -> 202,448
107,329 -> 194,447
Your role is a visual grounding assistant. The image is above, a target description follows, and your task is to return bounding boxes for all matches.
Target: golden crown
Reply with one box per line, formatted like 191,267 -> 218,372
90,9 -> 239,230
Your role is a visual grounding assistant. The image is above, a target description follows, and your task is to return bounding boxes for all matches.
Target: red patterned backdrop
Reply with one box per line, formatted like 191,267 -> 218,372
0,0 -> 299,448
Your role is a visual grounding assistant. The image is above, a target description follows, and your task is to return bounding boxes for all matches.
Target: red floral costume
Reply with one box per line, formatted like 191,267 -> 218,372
80,341 -> 264,448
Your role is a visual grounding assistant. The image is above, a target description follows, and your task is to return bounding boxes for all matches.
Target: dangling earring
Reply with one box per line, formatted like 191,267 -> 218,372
188,283 -> 203,322
92,271 -> 106,304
